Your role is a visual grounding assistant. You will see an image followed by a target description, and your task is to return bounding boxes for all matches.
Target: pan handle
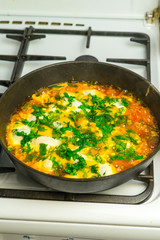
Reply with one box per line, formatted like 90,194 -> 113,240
75,55 -> 98,62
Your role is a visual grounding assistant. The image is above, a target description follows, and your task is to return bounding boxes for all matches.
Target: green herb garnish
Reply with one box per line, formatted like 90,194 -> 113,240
39,143 -> 47,156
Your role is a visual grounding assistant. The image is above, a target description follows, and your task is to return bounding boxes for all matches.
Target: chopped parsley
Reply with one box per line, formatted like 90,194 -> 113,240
110,147 -> 143,162
53,85 -> 62,88
64,92 -> 75,106
65,156 -> 87,175
121,97 -> 129,107
90,165 -> 99,174
22,143 -> 32,153
67,83 -> 78,87
14,129 -> 38,147
39,143 -> 47,156
25,153 -> 36,162
7,146 -> 13,151
32,105 -> 45,117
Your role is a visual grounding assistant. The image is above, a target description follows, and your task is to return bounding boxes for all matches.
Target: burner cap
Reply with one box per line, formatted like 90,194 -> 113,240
75,55 -> 98,62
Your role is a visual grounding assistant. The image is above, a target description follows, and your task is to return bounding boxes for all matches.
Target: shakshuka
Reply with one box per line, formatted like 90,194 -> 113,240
6,82 -> 159,178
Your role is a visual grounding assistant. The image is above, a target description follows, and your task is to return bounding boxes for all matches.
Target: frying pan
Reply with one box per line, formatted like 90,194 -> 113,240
0,61 -> 160,193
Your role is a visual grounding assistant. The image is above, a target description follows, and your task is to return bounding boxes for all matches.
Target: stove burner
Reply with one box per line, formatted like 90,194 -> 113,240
0,26 -> 154,204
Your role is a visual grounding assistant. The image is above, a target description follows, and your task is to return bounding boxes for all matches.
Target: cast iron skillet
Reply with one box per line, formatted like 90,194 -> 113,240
0,61 -> 160,193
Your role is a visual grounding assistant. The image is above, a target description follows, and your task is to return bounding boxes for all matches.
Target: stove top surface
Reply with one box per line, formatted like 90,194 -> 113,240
0,15 -> 160,238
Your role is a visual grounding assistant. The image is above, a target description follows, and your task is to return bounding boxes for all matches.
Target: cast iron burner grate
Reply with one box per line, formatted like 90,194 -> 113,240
0,26 -> 153,204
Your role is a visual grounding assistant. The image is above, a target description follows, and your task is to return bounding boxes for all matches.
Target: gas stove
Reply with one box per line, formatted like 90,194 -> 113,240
0,1 -> 160,240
